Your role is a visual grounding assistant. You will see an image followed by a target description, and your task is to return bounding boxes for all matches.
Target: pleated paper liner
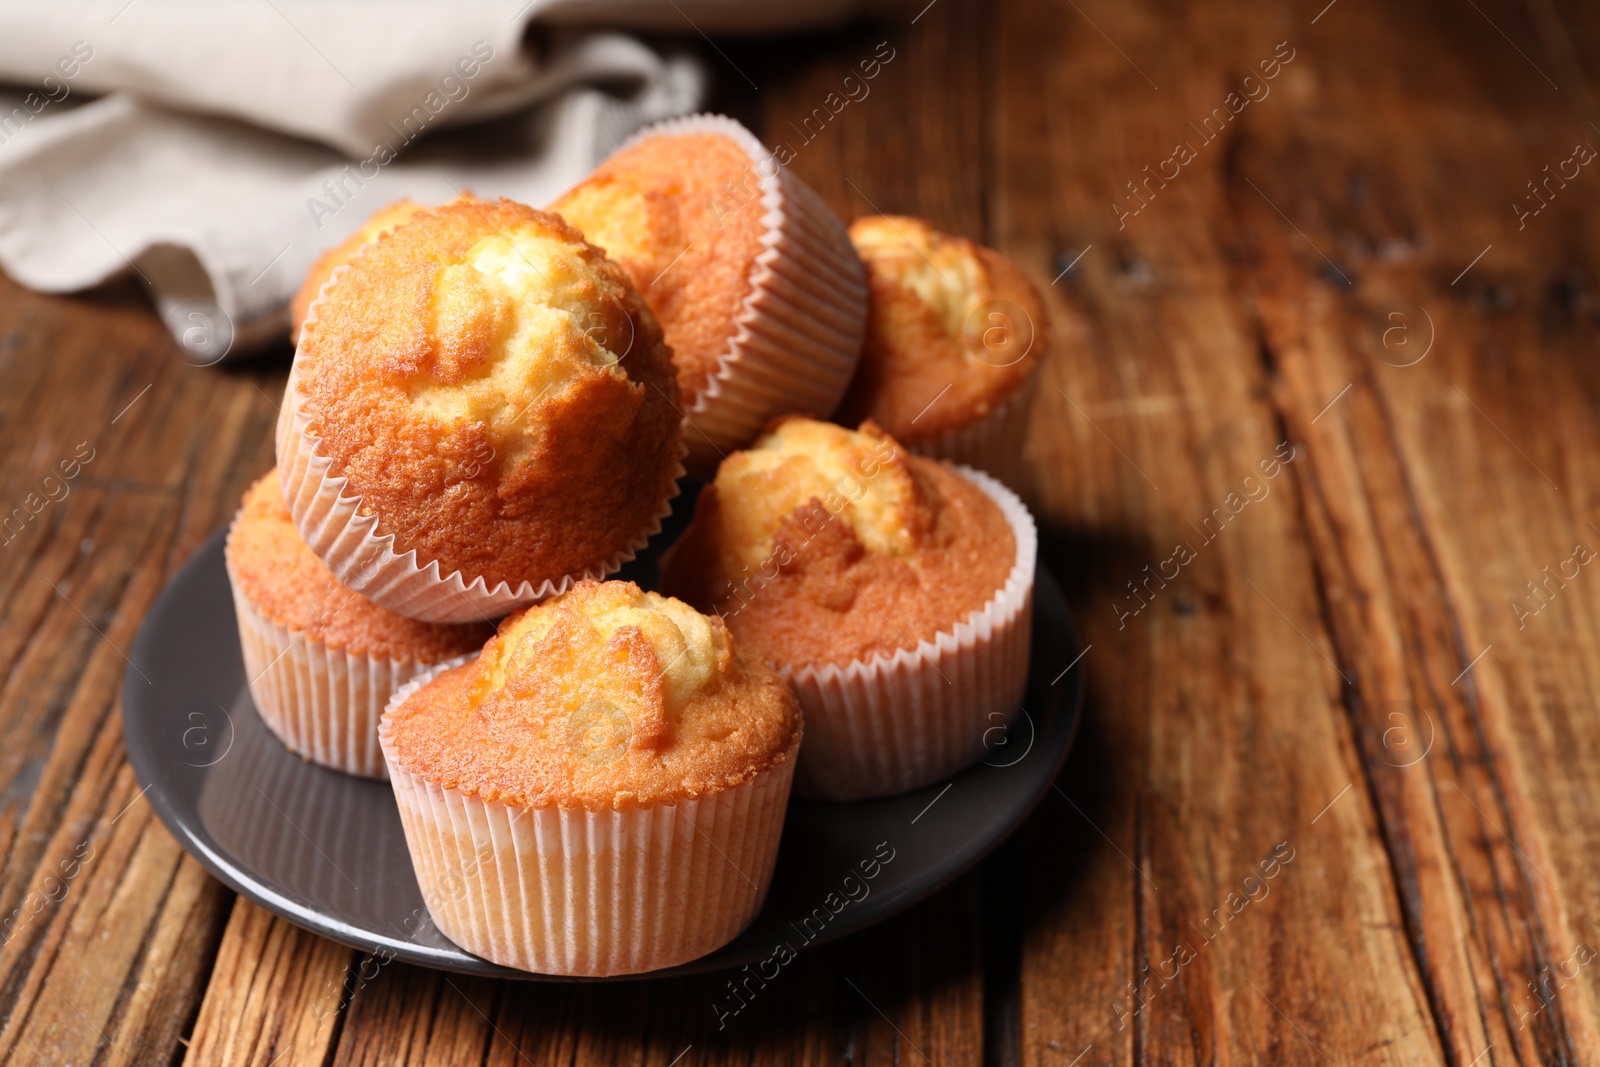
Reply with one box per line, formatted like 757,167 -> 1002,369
380,659 -> 799,976
784,467 -> 1038,801
911,369 -> 1039,492
609,114 -> 868,474
225,531 -> 475,780
275,356 -> 684,624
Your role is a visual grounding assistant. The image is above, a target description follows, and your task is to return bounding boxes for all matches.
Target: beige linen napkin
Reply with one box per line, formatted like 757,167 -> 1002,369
0,1 -> 863,360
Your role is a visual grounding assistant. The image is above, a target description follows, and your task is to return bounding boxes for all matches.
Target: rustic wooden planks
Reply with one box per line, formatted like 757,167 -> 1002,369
0,0 -> 1596,1063
0,279 -> 285,1066
1000,0 -> 1600,1064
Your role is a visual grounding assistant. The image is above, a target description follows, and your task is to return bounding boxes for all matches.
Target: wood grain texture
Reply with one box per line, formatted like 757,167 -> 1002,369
0,278 -> 282,1067
0,0 -> 1597,1064
1000,0 -> 1600,1064
180,901 -> 349,1066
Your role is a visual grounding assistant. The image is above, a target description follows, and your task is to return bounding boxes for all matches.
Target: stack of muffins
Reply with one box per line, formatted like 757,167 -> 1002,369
225,115 -> 1048,976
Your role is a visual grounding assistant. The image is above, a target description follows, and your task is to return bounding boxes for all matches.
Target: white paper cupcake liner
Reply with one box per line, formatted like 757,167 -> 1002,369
785,467 -> 1037,801
912,369 -> 1039,491
610,114 -> 868,473
275,362 -> 684,625
225,542 -> 455,780
380,661 -> 798,975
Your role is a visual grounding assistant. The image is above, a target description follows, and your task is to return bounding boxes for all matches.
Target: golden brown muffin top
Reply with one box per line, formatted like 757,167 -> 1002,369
226,470 -> 493,661
293,197 -> 683,590
659,418 -> 1015,667
289,198 -> 430,344
383,580 -> 801,810
548,131 -> 767,406
835,215 -> 1048,441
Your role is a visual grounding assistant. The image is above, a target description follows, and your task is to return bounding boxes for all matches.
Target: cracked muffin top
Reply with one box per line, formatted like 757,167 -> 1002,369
382,580 -> 801,810
548,131 -> 769,406
291,197 -> 683,590
659,418 -> 1016,666
835,215 -> 1047,441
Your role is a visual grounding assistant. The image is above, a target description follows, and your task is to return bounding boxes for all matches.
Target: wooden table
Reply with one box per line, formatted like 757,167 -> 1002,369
1,0 -> 1597,1062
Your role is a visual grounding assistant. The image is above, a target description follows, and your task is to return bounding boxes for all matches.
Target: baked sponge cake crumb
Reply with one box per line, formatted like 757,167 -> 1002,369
380,580 -> 801,974
837,215 -> 1047,442
660,417 -> 1016,667
547,115 -> 869,476
383,579 -> 800,811
660,416 -> 1036,801
290,197 -> 683,592
549,133 -> 766,407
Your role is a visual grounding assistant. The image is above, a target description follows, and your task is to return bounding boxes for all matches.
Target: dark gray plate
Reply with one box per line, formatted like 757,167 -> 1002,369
123,525 -> 1082,980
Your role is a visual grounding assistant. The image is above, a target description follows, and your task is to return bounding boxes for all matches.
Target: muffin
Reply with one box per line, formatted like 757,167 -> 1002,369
289,198 -> 429,344
549,114 -> 868,473
660,417 -> 1036,800
279,197 -> 685,623
835,215 -> 1049,484
225,469 -> 493,778
380,579 -> 801,975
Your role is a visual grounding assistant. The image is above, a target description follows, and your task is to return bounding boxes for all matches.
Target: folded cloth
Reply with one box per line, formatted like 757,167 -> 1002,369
0,1 -> 862,361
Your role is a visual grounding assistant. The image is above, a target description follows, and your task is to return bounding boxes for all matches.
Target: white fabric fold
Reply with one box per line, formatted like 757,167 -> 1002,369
0,1 -> 861,359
